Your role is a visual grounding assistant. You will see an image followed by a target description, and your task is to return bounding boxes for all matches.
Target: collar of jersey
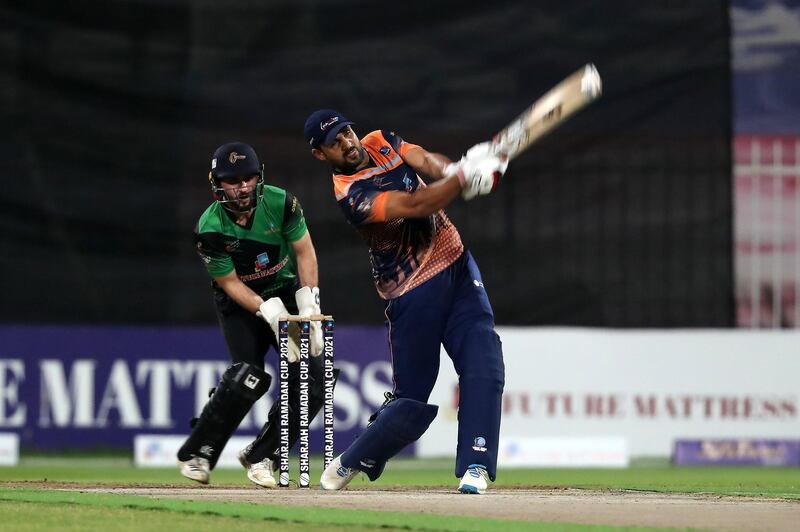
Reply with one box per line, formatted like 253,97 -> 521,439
332,150 -> 403,200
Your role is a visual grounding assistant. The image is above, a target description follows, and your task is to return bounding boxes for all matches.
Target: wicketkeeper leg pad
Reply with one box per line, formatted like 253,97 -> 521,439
177,362 -> 270,468
341,397 -> 439,481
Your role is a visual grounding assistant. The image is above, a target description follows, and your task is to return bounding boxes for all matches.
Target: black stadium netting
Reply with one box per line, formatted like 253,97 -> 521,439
0,1 -> 733,326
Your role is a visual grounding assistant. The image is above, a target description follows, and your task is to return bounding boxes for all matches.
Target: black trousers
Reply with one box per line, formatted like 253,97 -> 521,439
213,285 -> 298,369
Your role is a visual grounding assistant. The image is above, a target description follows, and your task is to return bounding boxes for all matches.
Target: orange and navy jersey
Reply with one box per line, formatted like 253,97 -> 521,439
333,130 -> 464,299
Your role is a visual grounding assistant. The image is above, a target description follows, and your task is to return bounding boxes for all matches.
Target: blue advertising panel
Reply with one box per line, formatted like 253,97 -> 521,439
674,439 -> 800,466
733,0 -> 800,133
0,325 -> 398,454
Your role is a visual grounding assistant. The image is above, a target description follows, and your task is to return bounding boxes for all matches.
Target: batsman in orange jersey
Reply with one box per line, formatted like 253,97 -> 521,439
304,109 -> 507,494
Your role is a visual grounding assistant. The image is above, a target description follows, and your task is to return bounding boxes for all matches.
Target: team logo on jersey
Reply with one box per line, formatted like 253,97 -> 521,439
472,436 -> 488,452
254,252 -> 269,271
379,145 -> 390,156
224,240 -> 240,252
228,152 -> 246,164
402,174 -> 414,192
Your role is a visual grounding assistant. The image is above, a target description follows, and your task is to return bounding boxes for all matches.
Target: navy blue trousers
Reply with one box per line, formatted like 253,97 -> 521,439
384,251 -> 504,480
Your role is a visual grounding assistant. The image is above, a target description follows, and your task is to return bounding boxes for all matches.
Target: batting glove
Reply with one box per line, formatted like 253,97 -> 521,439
453,142 -> 508,201
465,141 -> 493,161
295,286 -> 324,357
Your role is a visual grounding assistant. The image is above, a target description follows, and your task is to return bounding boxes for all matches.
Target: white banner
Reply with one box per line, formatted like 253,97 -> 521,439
499,436 -> 628,467
418,328 -> 800,458
0,433 -> 19,466
135,434 -> 253,468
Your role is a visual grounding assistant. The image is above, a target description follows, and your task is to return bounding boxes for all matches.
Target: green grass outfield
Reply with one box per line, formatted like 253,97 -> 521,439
0,456 -> 798,531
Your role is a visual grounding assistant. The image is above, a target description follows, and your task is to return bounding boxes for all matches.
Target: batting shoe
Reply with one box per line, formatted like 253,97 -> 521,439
238,447 -> 277,489
180,456 -> 210,484
320,454 -> 358,490
458,464 -> 489,494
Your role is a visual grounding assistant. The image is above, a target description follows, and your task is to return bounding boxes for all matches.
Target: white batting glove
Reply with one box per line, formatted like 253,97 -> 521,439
466,141 -> 511,161
295,286 -> 324,357
444,141 -> 494,179
258,297 -> 300,362
453,142 -> 508,201
465,141 -> 493,161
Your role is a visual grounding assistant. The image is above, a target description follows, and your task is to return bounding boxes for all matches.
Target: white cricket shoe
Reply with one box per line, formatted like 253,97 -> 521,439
245,458 -> 277,488
458,464 -> 489,494
180,456 -> 210,484
238,446 -> 276,488
320,454 -> 358,491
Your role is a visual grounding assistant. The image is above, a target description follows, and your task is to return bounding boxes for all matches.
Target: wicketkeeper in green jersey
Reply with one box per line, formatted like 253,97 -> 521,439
177,141 -> 336,488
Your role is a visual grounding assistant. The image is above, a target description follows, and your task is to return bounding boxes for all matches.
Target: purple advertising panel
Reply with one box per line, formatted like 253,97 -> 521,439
0,324 -> 407,454
673,439 -> 800,466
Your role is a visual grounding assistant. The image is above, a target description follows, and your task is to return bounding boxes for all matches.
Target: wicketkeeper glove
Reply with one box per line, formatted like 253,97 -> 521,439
258,297 -> 301,362
295,286 -> 324,357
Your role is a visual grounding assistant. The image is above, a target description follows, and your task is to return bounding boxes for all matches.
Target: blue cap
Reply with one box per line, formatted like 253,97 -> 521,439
211,141 -> 261,179
304,109 -> 355,148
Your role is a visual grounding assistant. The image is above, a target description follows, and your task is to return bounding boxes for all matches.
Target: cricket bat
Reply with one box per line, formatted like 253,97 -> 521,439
491,63 -> 602,160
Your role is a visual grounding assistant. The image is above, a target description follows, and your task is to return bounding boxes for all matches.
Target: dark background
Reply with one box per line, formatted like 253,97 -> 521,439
0,1 -> 733,327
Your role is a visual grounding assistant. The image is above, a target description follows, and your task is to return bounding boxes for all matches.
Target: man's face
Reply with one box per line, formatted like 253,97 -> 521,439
219,174 -> 258,212
314,126 -> 367,171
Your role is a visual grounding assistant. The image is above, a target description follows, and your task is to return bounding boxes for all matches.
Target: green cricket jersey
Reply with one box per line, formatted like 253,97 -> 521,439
195,185 -> 307,299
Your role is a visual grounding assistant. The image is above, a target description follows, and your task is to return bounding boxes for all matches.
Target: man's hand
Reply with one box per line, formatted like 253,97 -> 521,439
258,297 -> 301,362
447,142 -> 509,201
295,286 -> 324,356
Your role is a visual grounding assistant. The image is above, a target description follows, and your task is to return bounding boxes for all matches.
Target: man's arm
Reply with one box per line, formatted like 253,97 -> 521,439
213,271 -> 264,314
381,146 -> 463,220
405,147 -> 453,182
290,231 -> 319,287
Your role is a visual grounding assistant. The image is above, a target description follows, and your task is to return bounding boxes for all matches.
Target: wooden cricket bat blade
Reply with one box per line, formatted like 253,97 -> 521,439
492,63 -> 602,160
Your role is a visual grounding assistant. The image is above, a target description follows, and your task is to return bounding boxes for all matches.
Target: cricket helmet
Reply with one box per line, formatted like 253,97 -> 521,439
208,141 -> 264,215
